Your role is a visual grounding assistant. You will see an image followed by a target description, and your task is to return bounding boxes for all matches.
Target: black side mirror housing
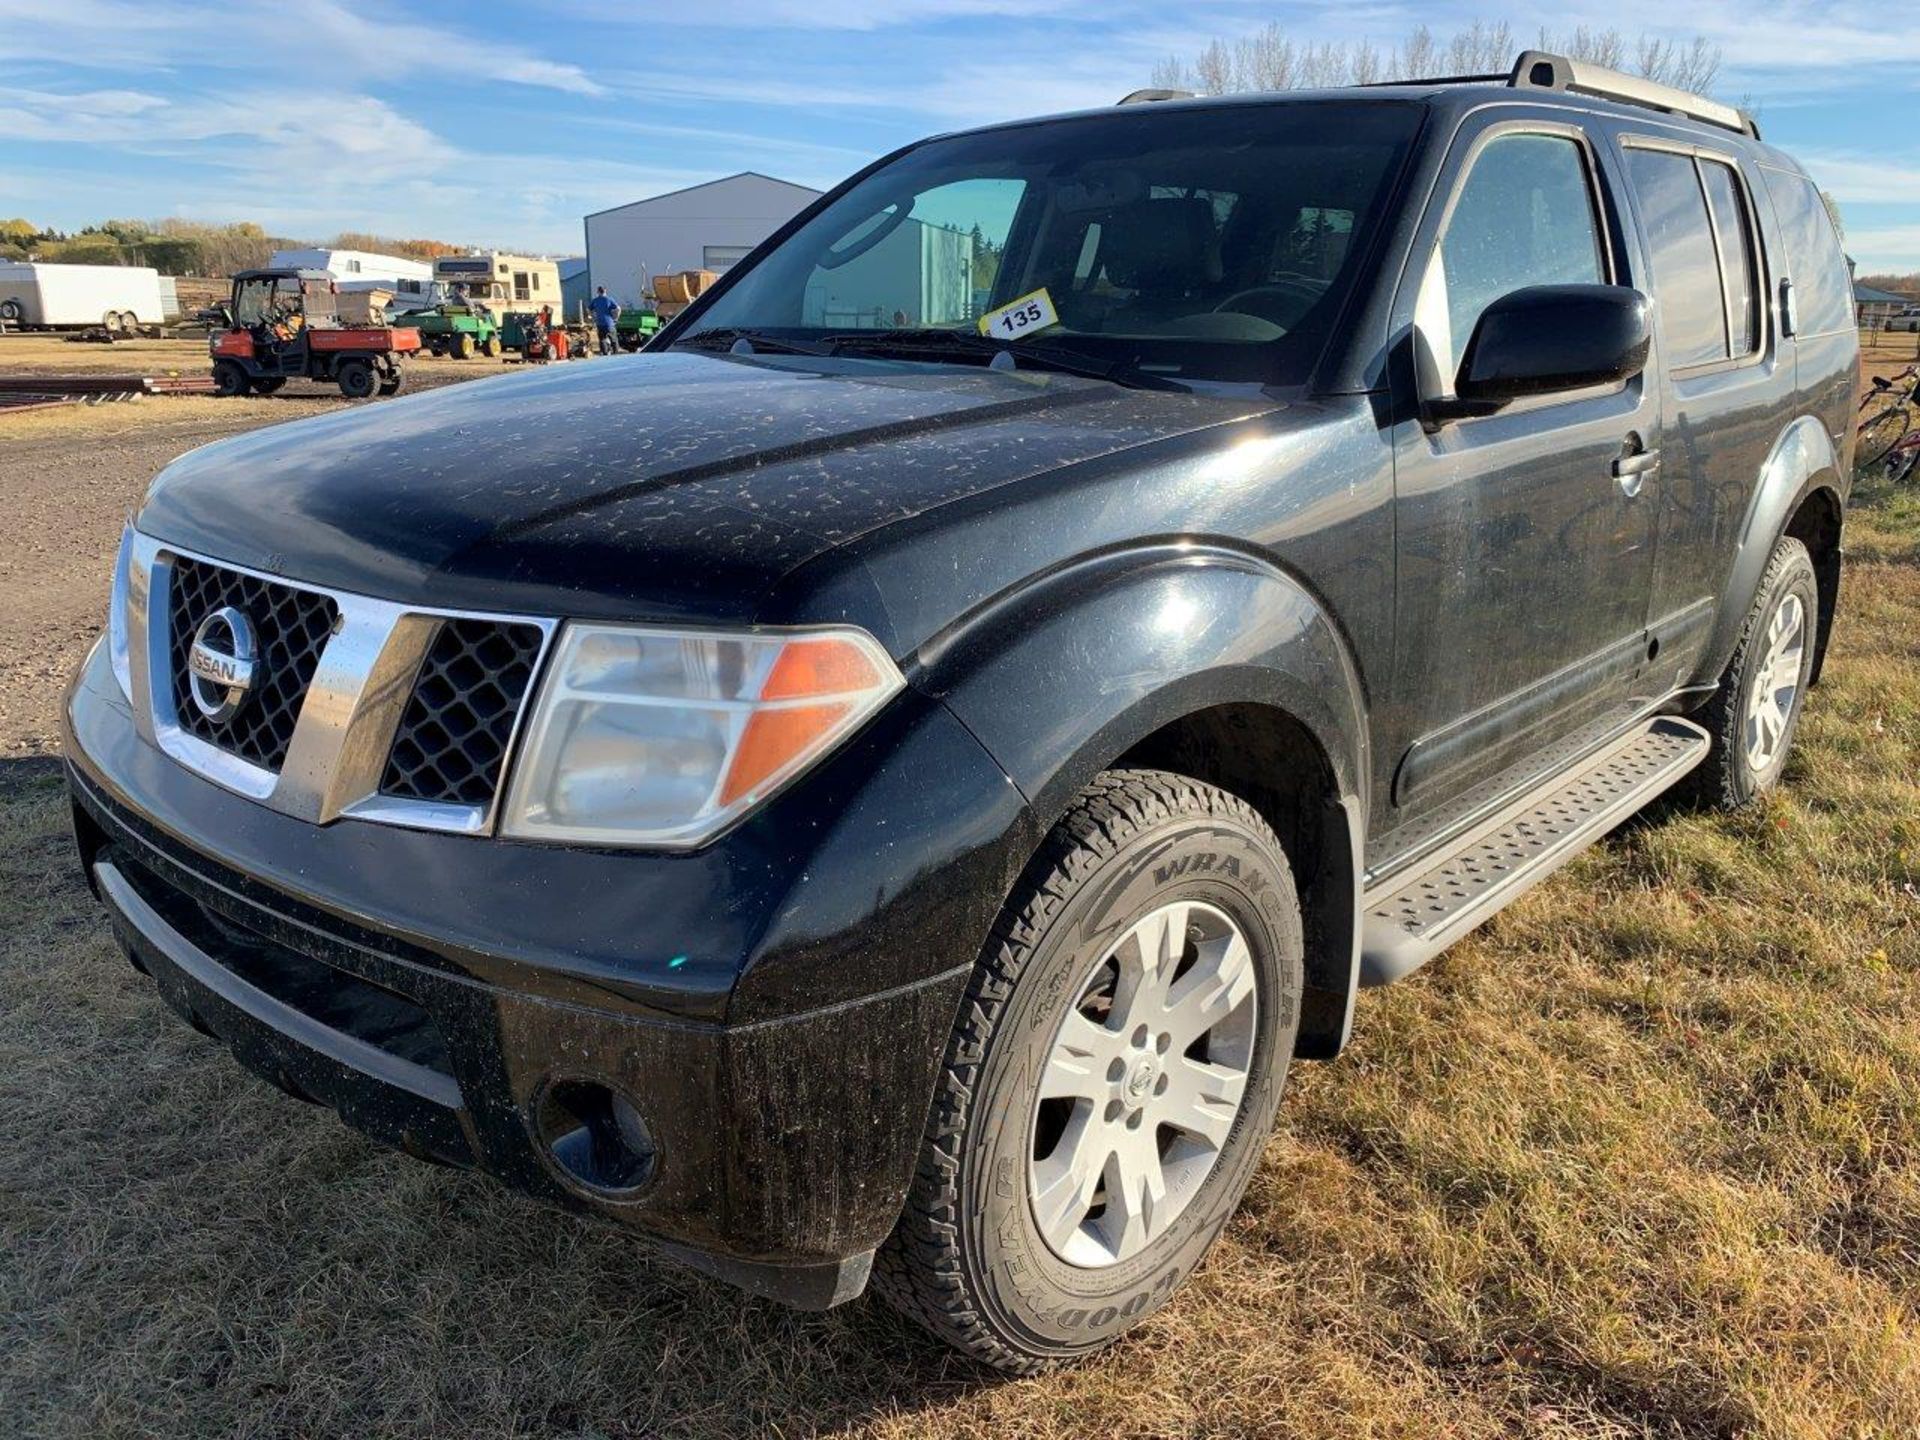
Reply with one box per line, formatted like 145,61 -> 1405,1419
1429,284 -> 1651,424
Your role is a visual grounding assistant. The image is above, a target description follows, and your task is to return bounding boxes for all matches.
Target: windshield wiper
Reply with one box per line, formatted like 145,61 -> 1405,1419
676,326 -> 836,357
819,328 -> 1177,390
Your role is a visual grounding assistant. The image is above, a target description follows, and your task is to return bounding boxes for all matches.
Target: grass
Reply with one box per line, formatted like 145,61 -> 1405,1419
3,486 -> 1918,1438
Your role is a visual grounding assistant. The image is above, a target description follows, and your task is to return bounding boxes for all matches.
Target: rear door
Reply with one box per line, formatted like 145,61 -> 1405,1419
1607,129 -> 1793,688
1379,111 -> 1661,837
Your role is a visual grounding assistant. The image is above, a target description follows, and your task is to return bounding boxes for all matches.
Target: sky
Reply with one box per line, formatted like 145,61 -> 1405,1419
0,0 -> 1911,272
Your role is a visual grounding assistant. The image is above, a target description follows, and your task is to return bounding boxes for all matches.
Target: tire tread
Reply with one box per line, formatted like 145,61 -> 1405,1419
871,768 -> 1282,1373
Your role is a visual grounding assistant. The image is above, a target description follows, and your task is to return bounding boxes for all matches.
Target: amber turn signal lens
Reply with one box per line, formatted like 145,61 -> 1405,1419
720,703 -> 850,806
759,636 -> 882,700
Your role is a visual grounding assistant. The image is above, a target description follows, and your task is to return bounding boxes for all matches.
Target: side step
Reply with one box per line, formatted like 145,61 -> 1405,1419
1360,716 -> 1710,986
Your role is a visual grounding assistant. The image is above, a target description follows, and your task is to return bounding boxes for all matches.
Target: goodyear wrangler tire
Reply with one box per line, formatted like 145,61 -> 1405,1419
873,769 -> 1302,1372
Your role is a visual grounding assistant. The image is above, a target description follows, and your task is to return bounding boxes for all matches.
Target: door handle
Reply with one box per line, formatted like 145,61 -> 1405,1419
1612,448 -> 1661,478
1612,437 -> 1660,497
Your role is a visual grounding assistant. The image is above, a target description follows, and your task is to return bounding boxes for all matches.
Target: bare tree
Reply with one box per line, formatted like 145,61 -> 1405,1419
1152,20 -> 1725,97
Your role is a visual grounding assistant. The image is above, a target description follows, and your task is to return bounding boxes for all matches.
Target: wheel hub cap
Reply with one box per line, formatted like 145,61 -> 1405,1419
1027,900 -> 1259,1269
1743,591 -> 1805,772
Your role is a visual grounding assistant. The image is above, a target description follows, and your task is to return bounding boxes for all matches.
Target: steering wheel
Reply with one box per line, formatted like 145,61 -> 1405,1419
1210,277 -> 1325,330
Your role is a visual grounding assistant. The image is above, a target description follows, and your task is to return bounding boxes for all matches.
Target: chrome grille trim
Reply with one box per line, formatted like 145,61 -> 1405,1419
123,531 -> 557,835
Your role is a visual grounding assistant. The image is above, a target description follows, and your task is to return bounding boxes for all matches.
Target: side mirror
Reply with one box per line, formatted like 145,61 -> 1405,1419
1429,284 -> 1650,424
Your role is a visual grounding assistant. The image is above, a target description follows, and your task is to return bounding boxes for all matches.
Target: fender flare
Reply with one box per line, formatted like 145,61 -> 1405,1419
1699,415 -> 1844,685
913,541 -> 1372,1056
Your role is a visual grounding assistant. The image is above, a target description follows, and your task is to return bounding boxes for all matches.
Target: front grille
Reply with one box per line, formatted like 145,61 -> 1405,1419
379,618 -> 545,807
166,557 -> 338,771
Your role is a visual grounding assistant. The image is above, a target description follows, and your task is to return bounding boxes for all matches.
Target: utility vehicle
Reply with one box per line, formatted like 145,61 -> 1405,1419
209,268 -> 420,398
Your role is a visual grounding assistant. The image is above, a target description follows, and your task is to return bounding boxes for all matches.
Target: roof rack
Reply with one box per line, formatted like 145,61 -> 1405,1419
1513,51 -> 1757,138
1118,52 -> 1759,139
1383,50 -> 1758,139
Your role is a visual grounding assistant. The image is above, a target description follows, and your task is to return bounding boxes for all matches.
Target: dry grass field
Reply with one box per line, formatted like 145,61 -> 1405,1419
1,366 -> 1916,1437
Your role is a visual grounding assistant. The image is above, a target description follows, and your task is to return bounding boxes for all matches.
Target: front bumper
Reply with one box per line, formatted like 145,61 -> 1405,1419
64,643 -> 1030,1307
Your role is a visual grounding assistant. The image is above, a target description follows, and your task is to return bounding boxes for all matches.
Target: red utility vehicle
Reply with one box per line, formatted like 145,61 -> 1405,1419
210,268 -> 420,400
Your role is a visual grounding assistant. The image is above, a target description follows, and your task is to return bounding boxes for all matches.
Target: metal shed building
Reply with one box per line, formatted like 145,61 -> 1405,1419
584,172 -> 823,307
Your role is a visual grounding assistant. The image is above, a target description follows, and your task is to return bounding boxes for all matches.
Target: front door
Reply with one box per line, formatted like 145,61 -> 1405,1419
1376,115 -> 1661,852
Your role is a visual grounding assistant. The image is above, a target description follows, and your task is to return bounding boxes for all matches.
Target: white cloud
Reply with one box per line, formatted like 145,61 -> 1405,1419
1847,226 -> 1920,273
1792,151 -> 1920,207
0,0 -> 603,95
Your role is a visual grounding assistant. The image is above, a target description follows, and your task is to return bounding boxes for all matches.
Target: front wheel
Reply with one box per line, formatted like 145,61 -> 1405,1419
480,333 -> 501,357
874,770 -> 1302,1372
335,358 -> 377,399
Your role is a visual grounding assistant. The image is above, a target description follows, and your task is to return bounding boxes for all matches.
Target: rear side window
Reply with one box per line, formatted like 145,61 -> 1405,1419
1761,168 -> 1852,338
1434,133 -> 1606,374
1625,147 -> 1739,367
1700,160 -> 1761,357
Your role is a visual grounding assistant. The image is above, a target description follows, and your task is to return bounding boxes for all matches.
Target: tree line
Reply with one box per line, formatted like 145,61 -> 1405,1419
0,218 -> 474,275
1859,273 -> 1920,299
1150,21 -> 1724,96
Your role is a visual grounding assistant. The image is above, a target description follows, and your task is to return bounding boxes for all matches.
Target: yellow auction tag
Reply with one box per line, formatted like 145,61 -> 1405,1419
977,287 -> 1060,339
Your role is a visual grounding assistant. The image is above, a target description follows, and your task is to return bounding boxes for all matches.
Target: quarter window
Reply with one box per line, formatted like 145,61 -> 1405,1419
1432,133 -> 1607,377
1760,168 -> 1852,339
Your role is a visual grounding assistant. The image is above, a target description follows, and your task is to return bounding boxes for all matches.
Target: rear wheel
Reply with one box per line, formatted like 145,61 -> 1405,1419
335,358 -> 377,399
1688,536 -> 1818,810
211,360 -> 251,397
250,376 -> 286,395
450,331 -> 476,360
1857,405 -> 1911,472
377,365 -> 405,396
874,769 -> 1302,1372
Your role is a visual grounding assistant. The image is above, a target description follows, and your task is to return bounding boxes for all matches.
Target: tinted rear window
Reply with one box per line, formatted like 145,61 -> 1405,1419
1761,168 -> 1851,338
1626,147 -> 1730,367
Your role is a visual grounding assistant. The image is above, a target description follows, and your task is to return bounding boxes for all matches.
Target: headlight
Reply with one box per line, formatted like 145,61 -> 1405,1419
500,623 -> 904,848
108,521 -> 133,702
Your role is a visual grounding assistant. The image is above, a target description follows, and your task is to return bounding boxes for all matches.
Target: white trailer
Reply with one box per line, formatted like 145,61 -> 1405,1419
0,262 -> 167,332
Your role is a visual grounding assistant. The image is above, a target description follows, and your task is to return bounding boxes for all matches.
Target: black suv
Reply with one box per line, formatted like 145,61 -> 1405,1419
65,53 -> 1857,1370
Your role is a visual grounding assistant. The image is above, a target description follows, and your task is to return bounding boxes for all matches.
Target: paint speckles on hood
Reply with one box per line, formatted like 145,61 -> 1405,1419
136,350 -> 1271,623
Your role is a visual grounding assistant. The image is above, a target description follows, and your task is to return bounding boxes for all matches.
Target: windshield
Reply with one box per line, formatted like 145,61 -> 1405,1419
681,100 -> 1421,387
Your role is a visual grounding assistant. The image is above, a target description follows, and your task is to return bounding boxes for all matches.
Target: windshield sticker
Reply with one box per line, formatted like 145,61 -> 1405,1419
978,287 -> 1061,340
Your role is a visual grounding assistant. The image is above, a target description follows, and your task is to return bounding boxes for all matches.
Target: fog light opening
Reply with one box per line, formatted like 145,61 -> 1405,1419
533,1079 -> 657,1198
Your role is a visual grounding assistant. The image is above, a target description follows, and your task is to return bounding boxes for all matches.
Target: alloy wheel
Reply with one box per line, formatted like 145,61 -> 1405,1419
1743,590 -> 1805,772
1027,900 -> 1258,1269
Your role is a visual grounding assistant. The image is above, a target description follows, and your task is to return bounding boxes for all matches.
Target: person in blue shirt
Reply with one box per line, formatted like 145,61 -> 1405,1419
588,286 -> 621,354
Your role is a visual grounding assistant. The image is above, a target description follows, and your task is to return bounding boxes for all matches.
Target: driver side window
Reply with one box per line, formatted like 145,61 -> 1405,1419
1422,132 -> 1607,381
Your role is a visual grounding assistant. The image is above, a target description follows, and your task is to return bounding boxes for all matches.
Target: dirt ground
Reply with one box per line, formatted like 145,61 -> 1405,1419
2,352 -> 1918,1438
0,337 -> 498,758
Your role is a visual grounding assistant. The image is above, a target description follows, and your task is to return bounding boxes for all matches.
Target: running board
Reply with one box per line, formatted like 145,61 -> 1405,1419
1360,717 -> 1710,986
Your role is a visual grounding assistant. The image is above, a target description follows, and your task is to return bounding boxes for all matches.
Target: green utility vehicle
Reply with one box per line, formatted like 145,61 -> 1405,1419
614,306 -> 661,352
397,302 -> 501,359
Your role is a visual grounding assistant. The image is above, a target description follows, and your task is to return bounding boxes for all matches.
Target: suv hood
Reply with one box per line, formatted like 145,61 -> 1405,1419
137,352 -> 1272,624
